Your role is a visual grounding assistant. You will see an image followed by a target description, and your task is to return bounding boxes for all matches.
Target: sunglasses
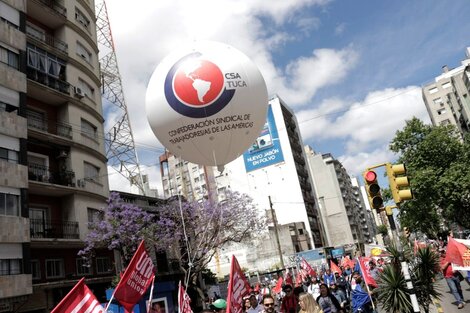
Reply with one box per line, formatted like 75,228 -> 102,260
264,303 -> 275,307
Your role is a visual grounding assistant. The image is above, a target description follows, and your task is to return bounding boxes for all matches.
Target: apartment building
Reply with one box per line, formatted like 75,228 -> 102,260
1,0 -> 111,311
422,47 -> 470,138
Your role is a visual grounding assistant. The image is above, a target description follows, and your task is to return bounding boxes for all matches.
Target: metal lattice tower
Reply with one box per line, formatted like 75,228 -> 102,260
95,0 -> 145,195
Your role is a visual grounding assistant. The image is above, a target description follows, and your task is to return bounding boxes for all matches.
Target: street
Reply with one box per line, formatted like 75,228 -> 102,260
431,277 -> 470,313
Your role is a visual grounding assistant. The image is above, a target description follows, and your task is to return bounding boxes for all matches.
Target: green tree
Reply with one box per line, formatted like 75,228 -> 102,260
389,118 -> 470,235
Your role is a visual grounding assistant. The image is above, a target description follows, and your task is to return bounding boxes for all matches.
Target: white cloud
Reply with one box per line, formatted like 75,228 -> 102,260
338,146 -> 395,176
298,86 -> 431,154
335,23 -> 346,35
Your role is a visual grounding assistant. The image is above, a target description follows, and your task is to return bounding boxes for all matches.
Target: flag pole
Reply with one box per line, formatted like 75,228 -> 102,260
104,289 -> 116,312
147,275 -> 156,313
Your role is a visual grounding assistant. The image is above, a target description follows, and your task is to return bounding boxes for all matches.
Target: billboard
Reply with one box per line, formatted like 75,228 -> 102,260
243,105 -> 284,172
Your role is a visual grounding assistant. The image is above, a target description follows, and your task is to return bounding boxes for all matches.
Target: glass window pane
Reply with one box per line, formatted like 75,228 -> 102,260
6,194 -> 19,216
0,193 -> 5,215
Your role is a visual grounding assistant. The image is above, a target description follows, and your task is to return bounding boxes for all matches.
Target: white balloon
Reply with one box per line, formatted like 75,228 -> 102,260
146,41 -> 268,166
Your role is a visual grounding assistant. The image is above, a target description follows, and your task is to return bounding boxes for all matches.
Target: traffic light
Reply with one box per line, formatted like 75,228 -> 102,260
363,170 -> 384,210
386,163 -> 413,204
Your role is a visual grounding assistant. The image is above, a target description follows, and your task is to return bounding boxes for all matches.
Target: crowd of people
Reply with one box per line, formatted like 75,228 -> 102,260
204,261 -> 381,313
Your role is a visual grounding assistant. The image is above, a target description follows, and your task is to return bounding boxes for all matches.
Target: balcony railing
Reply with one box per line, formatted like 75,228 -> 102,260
28,162 -> 75,187
27,114 -> 73,140
27,67 -> 70,95
26,26 -> 68,54
30,218 -> 79,239
33,0 -> 67,18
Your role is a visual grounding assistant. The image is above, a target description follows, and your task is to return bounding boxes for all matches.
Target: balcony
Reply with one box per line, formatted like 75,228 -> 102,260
27,114 -> 73,140
28,0 -> 67,29
27,67 -> 70,96
28,162 -> 75,187
26,25 -> 68,55
30,218 -> 79,239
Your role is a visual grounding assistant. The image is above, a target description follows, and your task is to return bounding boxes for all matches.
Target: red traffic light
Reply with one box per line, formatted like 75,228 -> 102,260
364,170 -> 377,183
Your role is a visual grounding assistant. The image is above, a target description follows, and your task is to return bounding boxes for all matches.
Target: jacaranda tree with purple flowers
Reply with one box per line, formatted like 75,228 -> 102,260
78,192 -> 155,267
79,190 -> 265,284
151,190 -> 266,283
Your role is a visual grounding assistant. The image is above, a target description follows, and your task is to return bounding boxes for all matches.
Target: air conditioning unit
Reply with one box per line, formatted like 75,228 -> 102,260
74,87 -> 85,99
77,179 -> 86,188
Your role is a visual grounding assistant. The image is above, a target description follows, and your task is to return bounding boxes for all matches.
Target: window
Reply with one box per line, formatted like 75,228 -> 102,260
0,45 -> 19,69
76,258 -> 92,275
75,9 -> 90,30
0,192 -> 20,216
27,45 -> 66,79
428,87 -> 438,94
440,119 -> 451,125
433,98 -> 442,104
442,82 -> 451,89
96,257 -> 111,274
77,78 -> 94,98
0,2 -> 19,28
81,118 -> 97,139
45,259 -> 64,278
84,162 -> 100,182
31,259 -> 40,279
76,42 -> 92,63
0,259 -> 21,275
87,208 -> 103,225
0,147 -> 18,163
27,109 -> 48,132
437,108 -> 446,115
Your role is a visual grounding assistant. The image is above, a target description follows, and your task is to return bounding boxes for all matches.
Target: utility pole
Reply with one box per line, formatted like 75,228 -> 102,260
269,196 -> 284,269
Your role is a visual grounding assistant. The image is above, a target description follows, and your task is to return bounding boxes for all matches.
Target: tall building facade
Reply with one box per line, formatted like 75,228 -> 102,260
1,0 -> 111,311
0,1 -> 31,310
422,47 -> 470,138
305,148 -> 375,248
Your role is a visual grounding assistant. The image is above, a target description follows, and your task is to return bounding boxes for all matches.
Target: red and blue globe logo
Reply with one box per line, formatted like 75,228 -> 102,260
164,52 -> 235,118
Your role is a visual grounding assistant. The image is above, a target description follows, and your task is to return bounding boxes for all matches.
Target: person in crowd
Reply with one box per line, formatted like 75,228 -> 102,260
368,260 -> 380,282
298,292 -> 322,313
316,283 -> 342,313
307,278 -> 321,300
330,283 -> 348,311
323,269 -> 334,286
244,297 -> 252,313
351,271 -> 373,313
440,249 -> 465,309
333,272 -> 347,299
248,294 -> 264,313
261,294 -> 277,313
209,299 -> 227,313
280,284 -> 298,313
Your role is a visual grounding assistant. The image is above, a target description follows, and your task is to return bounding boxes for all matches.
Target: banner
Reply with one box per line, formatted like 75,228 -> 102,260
114,241 -> 156,313
178,281 -> 193,313
226,255 -> 250,313
357,257 -> 378,288
51,278 -> 104,313
284,269 -> 294,287
448,237 -> 470,270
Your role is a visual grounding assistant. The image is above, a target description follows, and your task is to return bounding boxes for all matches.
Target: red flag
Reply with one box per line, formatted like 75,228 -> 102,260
341,256 -> 355,269
273,277 -> 283,294
51,278 -> 104,313
445,237 -> 469,266
178,281 -> 193,313
226,255 -> 250,313
329,260 -> 342,275
295,271 -> 303,287
300,258 -> 316,277
114,241 -> 156,313
284,270 -> 294,286
358,257 -> 377,288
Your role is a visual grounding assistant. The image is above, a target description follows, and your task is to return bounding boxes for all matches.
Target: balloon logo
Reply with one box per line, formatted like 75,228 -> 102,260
146,41 -> 268,166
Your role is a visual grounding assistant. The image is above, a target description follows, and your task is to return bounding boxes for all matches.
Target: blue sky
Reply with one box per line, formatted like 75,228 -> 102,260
102,0 -> 470,192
